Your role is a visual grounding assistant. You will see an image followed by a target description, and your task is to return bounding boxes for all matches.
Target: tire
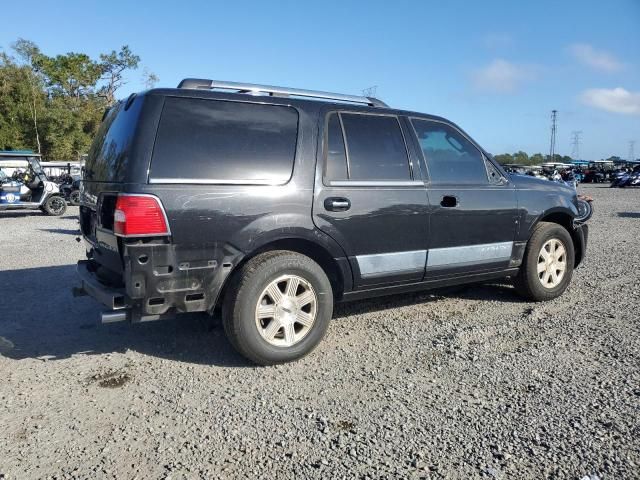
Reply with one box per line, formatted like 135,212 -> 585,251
43,195 -> 67,216
69,189 -> 80,206
222,251 -> 333,365
514,222 -> 575,302
576,199 -> 593,222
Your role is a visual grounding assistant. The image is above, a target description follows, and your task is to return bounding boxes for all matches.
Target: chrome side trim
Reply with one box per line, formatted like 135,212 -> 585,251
357,250 -> 427,278
149,178 -> 287,186
328,180 -> 424,187
427,241 -> 513,269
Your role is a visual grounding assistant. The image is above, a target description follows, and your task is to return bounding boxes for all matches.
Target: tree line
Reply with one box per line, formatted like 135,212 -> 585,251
492,151 -> 625,166
0,38 -> 157,160
492,151 -> 573,166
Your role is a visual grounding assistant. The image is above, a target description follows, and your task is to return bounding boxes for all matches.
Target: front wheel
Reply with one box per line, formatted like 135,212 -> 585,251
43,195 -> 67,216
514,222 -> 575,301
222,251 -> 333,365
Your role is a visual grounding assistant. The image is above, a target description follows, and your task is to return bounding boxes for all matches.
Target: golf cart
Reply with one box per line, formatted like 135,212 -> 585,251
0,151 -> 67,216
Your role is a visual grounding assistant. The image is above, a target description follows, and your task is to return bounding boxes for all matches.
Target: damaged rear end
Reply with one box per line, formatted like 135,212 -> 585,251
77,92 -> 234,323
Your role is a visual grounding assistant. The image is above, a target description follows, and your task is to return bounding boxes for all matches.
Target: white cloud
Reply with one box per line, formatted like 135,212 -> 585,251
567,43 -> 624,72
580,87 -> 640,115
472,59 -> 534,93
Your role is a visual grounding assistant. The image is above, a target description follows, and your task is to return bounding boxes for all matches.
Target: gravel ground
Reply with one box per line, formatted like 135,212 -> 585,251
0,184 -> 639,480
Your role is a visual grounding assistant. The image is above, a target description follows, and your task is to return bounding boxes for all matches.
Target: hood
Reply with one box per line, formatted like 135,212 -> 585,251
508,173 -> 575,194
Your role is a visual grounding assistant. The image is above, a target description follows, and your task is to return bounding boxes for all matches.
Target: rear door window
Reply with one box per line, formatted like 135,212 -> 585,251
324,113 -> 348,181
150,97 -> 299,184
340,113 -> 411,181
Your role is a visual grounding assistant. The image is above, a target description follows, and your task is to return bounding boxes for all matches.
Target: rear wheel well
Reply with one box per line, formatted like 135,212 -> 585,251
216,238 -> 345,311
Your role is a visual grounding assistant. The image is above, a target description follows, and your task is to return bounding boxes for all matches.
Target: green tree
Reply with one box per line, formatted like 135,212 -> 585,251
0,39 -> 144,160
530,153 -> 545,165
513,150 -> 529,165
99,45 -> 140,105
493,153 -> 513,165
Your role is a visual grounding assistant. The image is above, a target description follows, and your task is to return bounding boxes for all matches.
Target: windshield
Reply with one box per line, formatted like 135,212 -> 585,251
27,157 -> 47,179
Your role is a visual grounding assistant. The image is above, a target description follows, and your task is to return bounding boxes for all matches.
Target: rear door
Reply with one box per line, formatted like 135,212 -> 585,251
312,110 -> 430,288
409,118 -> 518,278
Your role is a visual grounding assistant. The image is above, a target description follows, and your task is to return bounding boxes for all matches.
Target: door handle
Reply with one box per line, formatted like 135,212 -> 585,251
440,195 -> 458,208
324,197 -> 351,212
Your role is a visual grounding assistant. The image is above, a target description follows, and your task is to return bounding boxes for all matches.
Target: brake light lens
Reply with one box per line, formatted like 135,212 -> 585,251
113,194 -> 169,237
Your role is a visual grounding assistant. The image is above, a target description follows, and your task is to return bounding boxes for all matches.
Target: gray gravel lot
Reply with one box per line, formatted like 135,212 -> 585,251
0,184 -> 639,479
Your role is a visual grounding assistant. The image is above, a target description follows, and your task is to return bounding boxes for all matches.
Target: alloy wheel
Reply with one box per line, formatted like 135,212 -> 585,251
537,238 -> 567,288
254,274 -> 317,347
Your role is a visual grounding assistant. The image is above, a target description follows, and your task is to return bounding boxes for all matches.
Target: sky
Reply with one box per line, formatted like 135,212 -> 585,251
1,0 -> 639,160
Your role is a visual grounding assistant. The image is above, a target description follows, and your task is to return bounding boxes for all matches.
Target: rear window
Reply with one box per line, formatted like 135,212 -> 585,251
85,98 -> 143,182
150,97 -> 298,184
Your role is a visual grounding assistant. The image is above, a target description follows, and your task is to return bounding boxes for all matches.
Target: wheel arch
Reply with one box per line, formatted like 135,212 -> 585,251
214,236 -> 351,312
534,209 -> 584,267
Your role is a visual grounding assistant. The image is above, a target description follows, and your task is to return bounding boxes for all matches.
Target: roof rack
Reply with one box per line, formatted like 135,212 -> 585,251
177,78 -> 389,108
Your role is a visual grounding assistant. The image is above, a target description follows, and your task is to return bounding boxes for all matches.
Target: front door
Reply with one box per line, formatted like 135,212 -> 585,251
313,111 -> 430,288
409,118 -> 518,278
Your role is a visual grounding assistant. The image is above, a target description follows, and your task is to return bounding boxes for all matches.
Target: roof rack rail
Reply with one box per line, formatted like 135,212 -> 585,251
177,78 -> 389,108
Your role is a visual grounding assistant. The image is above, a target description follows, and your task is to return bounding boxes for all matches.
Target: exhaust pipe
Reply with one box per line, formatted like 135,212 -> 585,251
101,310 -> 129,324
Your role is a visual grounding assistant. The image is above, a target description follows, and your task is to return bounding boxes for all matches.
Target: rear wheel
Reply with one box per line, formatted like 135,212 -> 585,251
222,251 -> 333,365
69,189 -> 80,206
514,222 -> 574,301
43,195 -> 67,216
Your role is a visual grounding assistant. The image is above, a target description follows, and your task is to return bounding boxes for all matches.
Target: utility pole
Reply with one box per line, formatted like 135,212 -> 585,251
549,110 -> 558,163
570,130 -> 582,160
630,140 -> 636,164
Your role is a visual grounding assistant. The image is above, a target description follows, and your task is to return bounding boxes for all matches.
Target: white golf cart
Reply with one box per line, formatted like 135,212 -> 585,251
0,152 -> 67,216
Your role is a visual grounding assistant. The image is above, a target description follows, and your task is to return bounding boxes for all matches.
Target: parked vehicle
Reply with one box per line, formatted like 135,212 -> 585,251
610,168 -> 640,188
58,173 -> 82,205
0,152 -> 67,215
75,79 -> 589,365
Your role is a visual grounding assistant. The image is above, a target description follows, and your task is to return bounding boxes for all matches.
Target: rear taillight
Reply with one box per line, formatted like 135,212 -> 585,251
113,194 -> 170,237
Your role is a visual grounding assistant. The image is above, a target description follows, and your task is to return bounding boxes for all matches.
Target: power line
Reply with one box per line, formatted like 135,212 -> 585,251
548,110 -> 558,162
571,130 -> 583,160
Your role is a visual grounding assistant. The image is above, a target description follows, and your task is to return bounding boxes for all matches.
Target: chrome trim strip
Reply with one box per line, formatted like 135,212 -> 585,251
427,241 -> 513,268
149,178 -> 287,186
357,250 -> 427,278
328,180 -> 424,187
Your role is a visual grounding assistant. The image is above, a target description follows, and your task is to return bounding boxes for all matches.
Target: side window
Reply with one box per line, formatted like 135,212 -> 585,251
151,97 -> 298,183
411,119 -> 488,185
485,158 -> 506,185
324,113 -> 348,181
340,113 -> 411,181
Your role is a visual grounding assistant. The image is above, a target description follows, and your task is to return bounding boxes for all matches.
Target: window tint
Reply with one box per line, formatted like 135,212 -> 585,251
324,113 -> 348,181
341,113 -> 410,181
151,97 -> 298,183
411,119 -> 488,185
85,97 -> 143,182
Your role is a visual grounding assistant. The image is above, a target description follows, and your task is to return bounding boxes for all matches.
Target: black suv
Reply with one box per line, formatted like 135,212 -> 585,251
77,79 -> 589,365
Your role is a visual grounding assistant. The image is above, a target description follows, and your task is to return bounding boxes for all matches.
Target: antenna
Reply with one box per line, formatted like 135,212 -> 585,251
548,110 -> 558,162
570,130 -> 583,160
630,140 -> 636,163
362,85 -> 378,98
